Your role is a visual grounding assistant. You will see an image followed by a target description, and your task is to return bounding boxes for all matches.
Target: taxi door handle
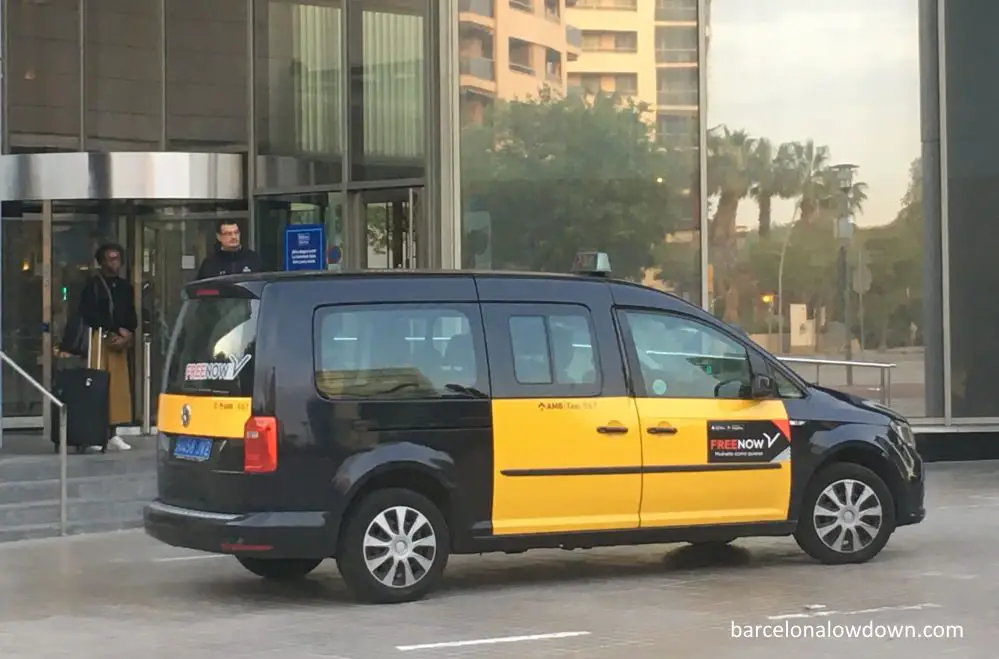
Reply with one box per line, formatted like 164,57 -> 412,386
647,426 -> 677,435
596,425 -> 629,435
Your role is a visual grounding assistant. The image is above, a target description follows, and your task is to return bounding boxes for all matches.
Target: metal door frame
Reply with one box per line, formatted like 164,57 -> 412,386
345,186 -> 426,270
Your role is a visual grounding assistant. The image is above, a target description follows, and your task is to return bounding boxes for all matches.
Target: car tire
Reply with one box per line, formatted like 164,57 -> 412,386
794,462 -> 896,565
336,487 -> 450,604
236,556 -> 323,580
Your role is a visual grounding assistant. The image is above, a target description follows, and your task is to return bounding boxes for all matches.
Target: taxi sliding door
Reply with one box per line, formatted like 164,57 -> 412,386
481,298 -> 643,536
616,308 -> 792,528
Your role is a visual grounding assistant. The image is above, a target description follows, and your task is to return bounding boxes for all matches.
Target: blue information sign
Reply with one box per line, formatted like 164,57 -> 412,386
284,224 -> 325,271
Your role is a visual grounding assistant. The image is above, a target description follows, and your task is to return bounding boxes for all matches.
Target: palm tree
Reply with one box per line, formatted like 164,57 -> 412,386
783,140 -> 832,225
749,140 -> 801,237
706,125 -> 754,245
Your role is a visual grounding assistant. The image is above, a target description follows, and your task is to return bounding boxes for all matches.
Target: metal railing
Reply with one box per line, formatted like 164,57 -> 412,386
143,334 -> 153,434
0,351 -> 69,535
778,356 -> 896,405
459,0 -> 494,17
459,56 -> 496,81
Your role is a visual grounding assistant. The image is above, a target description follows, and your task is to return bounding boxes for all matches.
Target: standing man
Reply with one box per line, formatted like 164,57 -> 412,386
196,220 -> 263,280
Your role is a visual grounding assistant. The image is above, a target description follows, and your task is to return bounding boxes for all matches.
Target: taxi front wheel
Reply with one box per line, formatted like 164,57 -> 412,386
794,462 -> 896,565
336,487 -> 451,604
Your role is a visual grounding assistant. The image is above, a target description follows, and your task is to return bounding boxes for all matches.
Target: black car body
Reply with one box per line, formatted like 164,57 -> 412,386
145,265 -> 925,603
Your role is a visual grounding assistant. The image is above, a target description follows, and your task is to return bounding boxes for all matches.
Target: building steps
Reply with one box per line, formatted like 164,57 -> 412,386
0,449 -> 156,543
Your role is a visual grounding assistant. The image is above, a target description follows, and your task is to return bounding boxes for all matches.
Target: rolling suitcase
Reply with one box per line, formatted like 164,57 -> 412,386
51,328 -> 110,454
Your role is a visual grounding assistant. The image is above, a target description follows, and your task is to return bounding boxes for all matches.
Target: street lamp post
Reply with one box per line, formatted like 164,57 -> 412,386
776,207 -> 801,353
832,163 -> 857,385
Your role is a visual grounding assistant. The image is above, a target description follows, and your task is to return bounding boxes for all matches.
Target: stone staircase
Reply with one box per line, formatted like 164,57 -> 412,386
0,446 -> 156,543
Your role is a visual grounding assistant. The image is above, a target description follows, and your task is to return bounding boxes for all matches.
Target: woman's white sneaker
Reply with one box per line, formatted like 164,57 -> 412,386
108,435 -> 132,451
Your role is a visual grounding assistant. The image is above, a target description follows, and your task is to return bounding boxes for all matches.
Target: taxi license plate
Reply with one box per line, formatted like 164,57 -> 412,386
173,436 -> 213,462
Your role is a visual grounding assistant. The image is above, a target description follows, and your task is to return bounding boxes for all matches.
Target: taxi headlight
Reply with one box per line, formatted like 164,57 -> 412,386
890,420 -> 916,448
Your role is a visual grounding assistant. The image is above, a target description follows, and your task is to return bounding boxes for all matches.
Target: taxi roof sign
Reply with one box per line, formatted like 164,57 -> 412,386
572,251 -> 611,276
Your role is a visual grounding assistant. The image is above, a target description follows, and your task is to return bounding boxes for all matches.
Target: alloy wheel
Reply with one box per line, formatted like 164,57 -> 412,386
362,505 -> 437,589
812,478 -> 884,553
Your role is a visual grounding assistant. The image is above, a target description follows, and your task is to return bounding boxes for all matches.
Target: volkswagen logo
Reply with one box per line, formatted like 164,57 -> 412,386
180,404 -> 191,428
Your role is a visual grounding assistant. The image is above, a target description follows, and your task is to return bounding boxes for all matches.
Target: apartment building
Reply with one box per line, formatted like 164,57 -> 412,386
458,0 -> 582,124
566,0 -> 699,149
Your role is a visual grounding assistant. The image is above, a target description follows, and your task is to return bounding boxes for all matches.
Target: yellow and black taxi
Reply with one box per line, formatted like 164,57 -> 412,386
144,252 -> 925,604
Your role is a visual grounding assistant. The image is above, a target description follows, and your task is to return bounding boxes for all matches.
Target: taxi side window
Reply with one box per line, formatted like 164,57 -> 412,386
774,369 -> 806,398
619,309 -> 752,399
509,313 -> 597,385
482,302 -> 601,398
312,303 -> 486,400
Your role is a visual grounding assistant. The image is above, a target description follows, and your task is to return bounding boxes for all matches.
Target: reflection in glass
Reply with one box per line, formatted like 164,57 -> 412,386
85,0 -> 161,149
944,1 -> 999,418
255,0 -> 344,185
255,193 -> 343,272
166,0 -> 249,150
459,2 -> 700,302
350,0 -> 427,182
7,0 -> 81,150
1,205 -> 44,418
705,0 -> 924,417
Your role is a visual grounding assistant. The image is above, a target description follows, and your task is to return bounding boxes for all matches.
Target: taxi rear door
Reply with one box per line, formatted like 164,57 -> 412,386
616,308 -> 792,528
478,279 -> 643,536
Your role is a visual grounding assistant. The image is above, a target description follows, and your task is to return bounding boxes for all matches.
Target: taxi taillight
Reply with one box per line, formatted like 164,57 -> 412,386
243,416 -> 278,473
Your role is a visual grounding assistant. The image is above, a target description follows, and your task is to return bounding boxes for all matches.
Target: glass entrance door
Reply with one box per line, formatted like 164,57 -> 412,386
363,187 -> 423,269
136,206 -> 246,425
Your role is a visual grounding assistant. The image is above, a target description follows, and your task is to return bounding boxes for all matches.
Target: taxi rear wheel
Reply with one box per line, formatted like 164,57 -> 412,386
794,462 -> 896,565
336,487 -> 450,604
236,557 -> 323,580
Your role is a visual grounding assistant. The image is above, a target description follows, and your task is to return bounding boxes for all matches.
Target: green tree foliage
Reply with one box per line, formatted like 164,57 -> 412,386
460,88 -> 691,281
854,158 -> 923,348
457,94 -> 921,348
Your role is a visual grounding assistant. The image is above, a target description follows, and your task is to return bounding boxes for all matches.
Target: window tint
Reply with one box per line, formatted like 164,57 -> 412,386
621,310 -> 751,399
314,305 -> 481,399
508,313 -> 597,385
163,297 -> 258,397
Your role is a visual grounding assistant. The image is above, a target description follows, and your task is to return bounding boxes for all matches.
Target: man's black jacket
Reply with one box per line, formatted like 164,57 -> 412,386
195,244 -> 264,280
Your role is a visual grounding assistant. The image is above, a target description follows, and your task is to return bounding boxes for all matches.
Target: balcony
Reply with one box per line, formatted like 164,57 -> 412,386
459,0 -> 494,18
566,25 -> 582,49
573,0 -> 637,9
657,88 -> 698,106
656,47 -> 697,64
510,61 -> 536,76
655,1 -> 696,22
461,56 -> 496,81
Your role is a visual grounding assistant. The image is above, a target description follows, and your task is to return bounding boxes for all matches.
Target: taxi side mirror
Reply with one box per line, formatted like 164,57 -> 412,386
751,374 -> 776,399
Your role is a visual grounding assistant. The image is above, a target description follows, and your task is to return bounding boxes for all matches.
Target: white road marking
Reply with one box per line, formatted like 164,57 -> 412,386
768,603 -> 941,620
154,554 -> 227,562
919,571 -> 977,580
396,631 -> 591,652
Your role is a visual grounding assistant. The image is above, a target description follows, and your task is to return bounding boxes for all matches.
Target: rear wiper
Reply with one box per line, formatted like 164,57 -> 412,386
443,384 -> 488,398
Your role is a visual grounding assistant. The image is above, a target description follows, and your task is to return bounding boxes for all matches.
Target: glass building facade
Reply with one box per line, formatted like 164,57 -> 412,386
0,0 -> 990,435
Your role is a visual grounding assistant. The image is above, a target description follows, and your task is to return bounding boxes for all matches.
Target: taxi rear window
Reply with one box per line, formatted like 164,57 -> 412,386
162,296 -> 259,397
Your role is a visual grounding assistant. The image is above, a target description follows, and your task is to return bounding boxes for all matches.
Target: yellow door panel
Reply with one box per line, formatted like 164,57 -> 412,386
491,397 -> 642,535
637,398 -> 791,528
